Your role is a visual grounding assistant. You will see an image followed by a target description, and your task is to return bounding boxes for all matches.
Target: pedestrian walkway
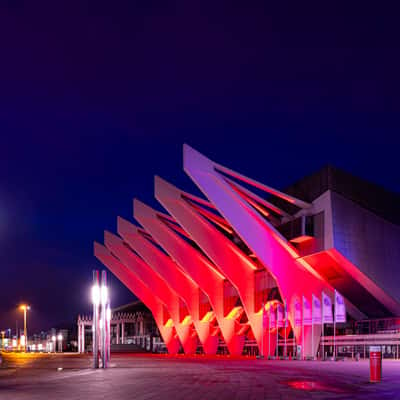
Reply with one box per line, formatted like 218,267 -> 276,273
0,353 -> 399,399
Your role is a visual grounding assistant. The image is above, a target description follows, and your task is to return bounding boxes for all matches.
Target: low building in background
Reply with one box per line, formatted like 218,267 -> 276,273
77,300 -> 163,353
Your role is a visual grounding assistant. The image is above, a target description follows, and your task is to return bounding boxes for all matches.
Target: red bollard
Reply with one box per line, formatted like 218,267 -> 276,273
369,346 -> 382,383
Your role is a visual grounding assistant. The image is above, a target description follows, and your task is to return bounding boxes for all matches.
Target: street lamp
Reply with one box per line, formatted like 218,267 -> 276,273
91,270 -> 110,369
57,334 -> 63,353
52,335 -> 56,353
92,271 -> 100,368
19,304 -> 30,352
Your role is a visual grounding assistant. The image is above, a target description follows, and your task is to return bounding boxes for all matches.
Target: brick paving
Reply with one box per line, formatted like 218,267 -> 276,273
0,353 -> 399,399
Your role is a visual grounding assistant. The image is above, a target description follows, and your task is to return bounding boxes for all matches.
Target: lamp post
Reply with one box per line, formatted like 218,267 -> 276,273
106,303 -> 111,363
91,270 -> 110,369
52,335 -> 56,353
19,305 -> 30,352
57,334 -> 63,353
100,270 -> 108,368
92,271 -> 100,368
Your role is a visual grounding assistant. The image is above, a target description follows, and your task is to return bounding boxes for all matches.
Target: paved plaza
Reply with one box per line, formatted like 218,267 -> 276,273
0,353 -> 400,399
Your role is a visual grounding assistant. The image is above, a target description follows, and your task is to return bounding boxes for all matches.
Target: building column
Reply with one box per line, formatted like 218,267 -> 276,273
116,323 -> 120,345
121,322 -> 125,344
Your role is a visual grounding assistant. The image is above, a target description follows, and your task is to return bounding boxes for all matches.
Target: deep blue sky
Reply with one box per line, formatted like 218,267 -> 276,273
1,1 -> 399,333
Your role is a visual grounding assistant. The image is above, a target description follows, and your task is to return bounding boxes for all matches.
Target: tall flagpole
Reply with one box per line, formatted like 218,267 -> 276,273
261,302 -> 264,358
276,305 -> 278,358
333,289 -> 336,360
322,293 -> 324,360
302,297 -> 304,360
268,305 -> 271,359
284,300 -> 287,358
321,292 -> 325,360
311,296 -> 314,361
293,302 -> 296,358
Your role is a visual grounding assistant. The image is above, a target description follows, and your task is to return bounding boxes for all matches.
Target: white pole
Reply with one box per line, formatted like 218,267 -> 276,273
302,297 -> 304,360
92,270 -> 100,369
82,323 -> 85,353
101,270 -> 108,369
321,293 -> 324,360
284,300 -> 287,358
107,303 -> 111,362
268,306 -> 271,358
293,304 -> 296,358
276,308 -> 279,359
78,320 -> 81,353
333,289 -> 336,360
261,302 -> 264,358
322,295 -> 324,360
311,298 -> 314,361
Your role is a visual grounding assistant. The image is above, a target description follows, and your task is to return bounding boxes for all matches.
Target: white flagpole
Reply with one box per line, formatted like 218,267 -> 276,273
261,302 -> 264,358
322,293 -> 324,360
284,300 -> 287,358
302,297 -> 304,360
268,306 -> 271,359
293,303 -> 296,358
276,306 -> 278,358
334,290 -> 336,360
311,297 -> 314,361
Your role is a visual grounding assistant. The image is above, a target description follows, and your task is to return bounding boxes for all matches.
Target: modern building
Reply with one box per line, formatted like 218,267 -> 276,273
94,145 -> 400,358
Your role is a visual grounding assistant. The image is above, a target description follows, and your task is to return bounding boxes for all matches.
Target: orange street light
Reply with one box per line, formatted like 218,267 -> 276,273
19,304 -> 30,352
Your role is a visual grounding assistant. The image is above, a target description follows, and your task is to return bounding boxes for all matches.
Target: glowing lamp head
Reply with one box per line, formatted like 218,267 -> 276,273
57,334 -> 63,341
52,335 -> 56,342
91,285 -> 100,305
19,304 -> 30,311
106,305 -> 111,321
100,285 -> 108,305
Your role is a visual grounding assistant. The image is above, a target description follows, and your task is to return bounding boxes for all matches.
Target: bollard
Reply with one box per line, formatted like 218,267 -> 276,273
369,346 -> 382,383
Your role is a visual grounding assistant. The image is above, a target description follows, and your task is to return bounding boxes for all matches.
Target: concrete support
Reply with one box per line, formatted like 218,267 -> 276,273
118,217 -> 219,354
94,242 -> 181,354
180,145 -> 343,358
129,202 -> 246,355
105,232 -> 197,355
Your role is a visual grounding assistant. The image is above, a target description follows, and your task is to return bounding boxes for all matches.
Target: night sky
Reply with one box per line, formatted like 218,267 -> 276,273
1,2 -> 399,334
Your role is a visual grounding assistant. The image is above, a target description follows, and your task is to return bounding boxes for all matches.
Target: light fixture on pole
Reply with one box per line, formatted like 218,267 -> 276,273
19,304 -> 30,352
91,269 -> 110,369
52,335 -> 56,353
92,271 -> 100,369
106,303 -> 111,363
57,334 -> 63,353
100,270 -> 108,368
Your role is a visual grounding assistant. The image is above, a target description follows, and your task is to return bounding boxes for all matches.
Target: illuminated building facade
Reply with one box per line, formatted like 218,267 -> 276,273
95,145 -> 400,358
